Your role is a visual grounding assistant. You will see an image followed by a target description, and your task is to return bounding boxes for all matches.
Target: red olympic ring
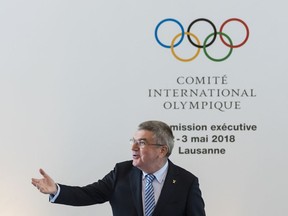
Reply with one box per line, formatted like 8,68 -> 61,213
219,18 -> 250,48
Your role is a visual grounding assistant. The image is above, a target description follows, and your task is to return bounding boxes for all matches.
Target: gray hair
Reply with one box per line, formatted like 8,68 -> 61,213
138,120 -> 174,157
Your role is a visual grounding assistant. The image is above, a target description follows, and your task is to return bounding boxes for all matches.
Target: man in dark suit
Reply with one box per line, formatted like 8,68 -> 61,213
32,120 -> 206,216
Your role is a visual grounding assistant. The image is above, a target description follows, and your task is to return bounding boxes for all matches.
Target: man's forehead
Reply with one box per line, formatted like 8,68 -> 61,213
134,130 -> 154,138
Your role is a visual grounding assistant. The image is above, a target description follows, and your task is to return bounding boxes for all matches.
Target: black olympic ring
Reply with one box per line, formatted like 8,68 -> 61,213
187,18 -> 217,48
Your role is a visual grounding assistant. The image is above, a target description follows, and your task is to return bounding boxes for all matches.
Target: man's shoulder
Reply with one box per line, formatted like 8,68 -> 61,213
111,160 -> 141,177
115,160 -> 133,168
114,160 -> 139,172
168,160 -> 198,179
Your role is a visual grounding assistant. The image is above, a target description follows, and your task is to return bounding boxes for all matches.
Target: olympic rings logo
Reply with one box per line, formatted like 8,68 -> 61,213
154,18 -> 249,62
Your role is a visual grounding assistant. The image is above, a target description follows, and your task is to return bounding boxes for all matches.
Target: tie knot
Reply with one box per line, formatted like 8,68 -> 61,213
146,174 -> 155,184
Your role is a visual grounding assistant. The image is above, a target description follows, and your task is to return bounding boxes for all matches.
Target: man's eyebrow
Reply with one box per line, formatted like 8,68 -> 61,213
135,138 -> 148,141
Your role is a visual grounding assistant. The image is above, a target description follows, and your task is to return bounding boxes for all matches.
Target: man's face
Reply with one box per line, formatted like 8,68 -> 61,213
131,130 -> 166,173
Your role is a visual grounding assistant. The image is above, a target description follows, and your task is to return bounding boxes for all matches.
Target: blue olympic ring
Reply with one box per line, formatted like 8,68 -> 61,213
154,18 -> 185,48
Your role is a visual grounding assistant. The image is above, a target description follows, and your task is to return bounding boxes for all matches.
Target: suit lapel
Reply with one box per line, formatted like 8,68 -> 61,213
129,167 -> 144,216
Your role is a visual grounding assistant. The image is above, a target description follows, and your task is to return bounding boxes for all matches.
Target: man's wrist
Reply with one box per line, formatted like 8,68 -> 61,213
49,183 -> 60,202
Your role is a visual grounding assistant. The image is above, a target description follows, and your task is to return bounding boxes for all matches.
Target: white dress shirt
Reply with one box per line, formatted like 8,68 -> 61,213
142,160 -> 169,215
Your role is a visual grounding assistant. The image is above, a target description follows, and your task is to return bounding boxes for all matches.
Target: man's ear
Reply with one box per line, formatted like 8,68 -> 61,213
160,145 -> 168,157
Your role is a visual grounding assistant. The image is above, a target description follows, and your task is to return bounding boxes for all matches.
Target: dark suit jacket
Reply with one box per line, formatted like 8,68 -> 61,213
54,160 -> 206,216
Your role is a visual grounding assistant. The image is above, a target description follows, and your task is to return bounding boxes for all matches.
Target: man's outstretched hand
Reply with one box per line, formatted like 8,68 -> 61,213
32,169 -> 57,195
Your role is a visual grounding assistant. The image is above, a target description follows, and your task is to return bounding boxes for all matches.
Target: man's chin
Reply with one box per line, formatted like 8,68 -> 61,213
132,159 -> 141,168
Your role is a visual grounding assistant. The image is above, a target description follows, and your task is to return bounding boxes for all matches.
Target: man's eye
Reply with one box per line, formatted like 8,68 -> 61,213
139,141 -> 146,145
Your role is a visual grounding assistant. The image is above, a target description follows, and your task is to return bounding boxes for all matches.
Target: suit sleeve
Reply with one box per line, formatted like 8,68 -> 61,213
53,169 -> 116,206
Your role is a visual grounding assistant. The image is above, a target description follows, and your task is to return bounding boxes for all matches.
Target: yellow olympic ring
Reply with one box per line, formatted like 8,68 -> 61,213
171,32 -> 201,62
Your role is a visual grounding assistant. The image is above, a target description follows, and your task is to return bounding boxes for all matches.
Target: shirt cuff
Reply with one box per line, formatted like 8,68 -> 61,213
49,183 -> 60,203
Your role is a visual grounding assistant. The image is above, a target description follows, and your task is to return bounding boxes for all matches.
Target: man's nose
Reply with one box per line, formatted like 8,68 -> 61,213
131,142 -> 139,150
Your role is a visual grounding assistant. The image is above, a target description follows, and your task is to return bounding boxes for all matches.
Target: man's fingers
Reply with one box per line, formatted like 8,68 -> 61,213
31,179 -> 37,187
39,168 -> 49,178
31,178 -> 42,191
31,178 -> 38,184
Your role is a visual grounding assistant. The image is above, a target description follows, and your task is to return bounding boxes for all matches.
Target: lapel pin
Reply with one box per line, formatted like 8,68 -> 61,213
173,180 -> 176,184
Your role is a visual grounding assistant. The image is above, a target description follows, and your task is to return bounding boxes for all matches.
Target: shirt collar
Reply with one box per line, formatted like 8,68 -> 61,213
142,160 -> 169,183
